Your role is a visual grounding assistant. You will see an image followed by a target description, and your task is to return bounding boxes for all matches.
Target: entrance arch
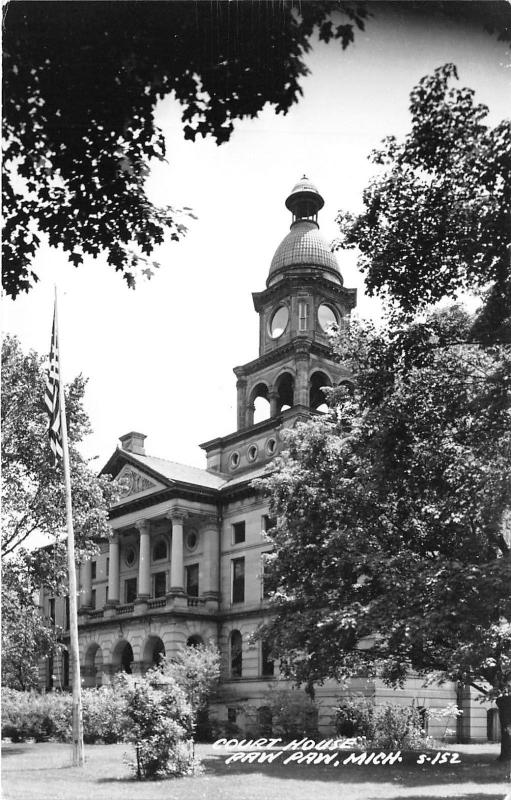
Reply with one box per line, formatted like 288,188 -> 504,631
112,639 -> 134,675
143,635 -> 166,668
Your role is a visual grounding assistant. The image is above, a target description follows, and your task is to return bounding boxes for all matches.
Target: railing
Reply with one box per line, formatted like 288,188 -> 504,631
147,597 -> 166,609
88,609 -> 104,619
116,603 -> 134,615
187,596 -> 206,608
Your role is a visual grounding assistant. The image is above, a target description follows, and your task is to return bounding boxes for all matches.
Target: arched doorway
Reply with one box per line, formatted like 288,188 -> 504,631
187,634 -> 204,648
143,635 -> 166,668
83,642 -> 103,688
112,639 -> 134,675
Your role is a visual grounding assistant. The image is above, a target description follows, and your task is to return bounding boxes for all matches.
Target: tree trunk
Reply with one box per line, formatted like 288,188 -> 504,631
496,695 -> 511,762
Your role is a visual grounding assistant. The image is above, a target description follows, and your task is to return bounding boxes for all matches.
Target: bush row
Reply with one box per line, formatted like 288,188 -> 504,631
2,682 -> 129,744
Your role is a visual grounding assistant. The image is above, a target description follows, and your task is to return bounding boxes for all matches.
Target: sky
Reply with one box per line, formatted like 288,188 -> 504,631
4,4 -> 511,471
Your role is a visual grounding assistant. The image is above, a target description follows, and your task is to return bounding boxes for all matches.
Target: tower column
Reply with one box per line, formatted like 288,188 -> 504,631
269,390 -> 280,416
107,534 -> 120,605
294,341 -> 311,407
236,376 -> 247,431
136,520 -> 151,599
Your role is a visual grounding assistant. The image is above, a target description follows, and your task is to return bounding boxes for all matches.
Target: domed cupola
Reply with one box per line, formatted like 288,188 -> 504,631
268,176 -> 342,288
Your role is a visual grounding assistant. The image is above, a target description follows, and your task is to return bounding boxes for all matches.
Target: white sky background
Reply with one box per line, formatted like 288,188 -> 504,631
4,5 -> 511,470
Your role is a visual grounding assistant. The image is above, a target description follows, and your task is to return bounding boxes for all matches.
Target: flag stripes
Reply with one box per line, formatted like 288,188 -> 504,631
44,305 -> 63,464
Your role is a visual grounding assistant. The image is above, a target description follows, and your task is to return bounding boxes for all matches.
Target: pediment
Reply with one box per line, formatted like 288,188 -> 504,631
113,463 -> 165,505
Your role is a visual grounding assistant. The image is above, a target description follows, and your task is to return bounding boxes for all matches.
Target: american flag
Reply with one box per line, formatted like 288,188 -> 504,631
44,304 -> 63,465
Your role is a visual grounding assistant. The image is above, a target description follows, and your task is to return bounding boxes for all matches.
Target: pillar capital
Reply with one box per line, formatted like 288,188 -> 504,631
166,508 -> 188,524
134,519 -> 150,534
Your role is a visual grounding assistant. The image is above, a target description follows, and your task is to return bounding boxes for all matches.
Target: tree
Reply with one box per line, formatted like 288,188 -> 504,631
2,0 -> 368,298
257,307 -> 511,759
1,556 -> 58,691
1,334 -> 115,556
4,2 -> 509,299
336,64 -> 511,343
1,335 -> 115,687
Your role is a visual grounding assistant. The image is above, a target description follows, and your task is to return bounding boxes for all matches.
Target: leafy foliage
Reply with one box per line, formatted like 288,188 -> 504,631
1,335 -> 115,688
1,334 -> 115,557
336,64 -> 511,343
147,644 -> 220,741
2,0 -> 369,297
334,696 -> 431,750
123,676 -> 197,780
257,307 -> 511,750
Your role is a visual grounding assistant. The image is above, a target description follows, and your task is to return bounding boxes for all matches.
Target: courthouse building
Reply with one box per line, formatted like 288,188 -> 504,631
40,178 -> 499,742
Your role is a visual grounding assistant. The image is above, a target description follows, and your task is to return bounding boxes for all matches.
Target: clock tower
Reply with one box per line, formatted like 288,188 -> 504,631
201,176 -> 357,474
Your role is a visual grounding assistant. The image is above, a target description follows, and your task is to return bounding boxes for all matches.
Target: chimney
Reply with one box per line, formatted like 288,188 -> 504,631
119,431 -> 146,456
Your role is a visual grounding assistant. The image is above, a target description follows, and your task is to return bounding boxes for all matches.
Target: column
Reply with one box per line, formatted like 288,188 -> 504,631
203,518 -> 220,603
80,559 -> 92,609
136,519 -> 151,599
169,510 -> 186,593
107,534 -> 120,605
269,390 -> 280,417
294,341 -> 311,407
236,376 -> 247,431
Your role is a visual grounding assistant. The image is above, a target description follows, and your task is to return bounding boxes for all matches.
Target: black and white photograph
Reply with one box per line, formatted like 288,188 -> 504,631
2,1 -> 511,798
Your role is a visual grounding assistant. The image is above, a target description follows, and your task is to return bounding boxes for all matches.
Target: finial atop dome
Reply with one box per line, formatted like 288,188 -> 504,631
285,175 -> 325,226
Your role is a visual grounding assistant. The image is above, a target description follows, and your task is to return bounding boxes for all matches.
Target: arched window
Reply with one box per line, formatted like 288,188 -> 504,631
230,630 -> 242,678
187,634 -> 204,648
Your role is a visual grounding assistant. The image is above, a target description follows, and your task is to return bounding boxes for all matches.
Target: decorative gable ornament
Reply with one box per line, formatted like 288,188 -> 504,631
115,466 -> 157,499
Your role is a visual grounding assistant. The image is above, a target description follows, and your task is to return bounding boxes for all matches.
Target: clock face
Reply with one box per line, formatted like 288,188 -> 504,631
318,303 -> 338,332
269,305 -> 289,338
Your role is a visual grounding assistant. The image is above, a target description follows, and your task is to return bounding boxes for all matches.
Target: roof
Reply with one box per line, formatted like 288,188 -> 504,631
285,176 -> 325,211
127,451 -> 228,489
269,220 -> 340,282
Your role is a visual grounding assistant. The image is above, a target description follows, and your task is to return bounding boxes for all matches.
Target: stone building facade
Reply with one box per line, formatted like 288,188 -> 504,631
40,178 -> 499,742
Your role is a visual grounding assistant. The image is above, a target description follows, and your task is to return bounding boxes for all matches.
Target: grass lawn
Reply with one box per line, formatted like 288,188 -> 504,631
2,741 -> 510,800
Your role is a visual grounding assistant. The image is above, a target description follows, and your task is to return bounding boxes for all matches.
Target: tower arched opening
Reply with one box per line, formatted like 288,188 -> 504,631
275,372 -> 294,412
249,383 -> 270,425
310,371 -> 332,412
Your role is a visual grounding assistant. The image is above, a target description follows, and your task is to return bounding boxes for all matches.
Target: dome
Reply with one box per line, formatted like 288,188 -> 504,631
268,220 -> 341,285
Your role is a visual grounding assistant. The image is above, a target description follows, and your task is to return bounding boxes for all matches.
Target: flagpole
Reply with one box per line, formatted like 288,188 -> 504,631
54,290 -> 85,767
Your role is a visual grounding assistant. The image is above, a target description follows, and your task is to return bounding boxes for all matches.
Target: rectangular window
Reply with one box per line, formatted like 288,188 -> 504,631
91,561 -> 97,580
65,597 -> 70,630
298,301 -> 308,331
49,597 -> 55,624
232,557 -> 245,604
153,571 -> 167,598
91,588 -> 96,610
261,552 -> 272,599
228,707 -> 237,724
232,521 -> 246,544
262,640 -> 275,677
105,585 -> 109,604
125,577 -> 137,604
186,564 -> 199,597
261,515 -> 275,534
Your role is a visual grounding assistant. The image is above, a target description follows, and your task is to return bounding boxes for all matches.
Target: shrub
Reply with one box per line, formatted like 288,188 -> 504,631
82,682 -> 129,744
123,675 -> 198,779
334,696 -> 432,751
1,688 -> 72,742
249,688 -> 319,740
147,644 -> 220,742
